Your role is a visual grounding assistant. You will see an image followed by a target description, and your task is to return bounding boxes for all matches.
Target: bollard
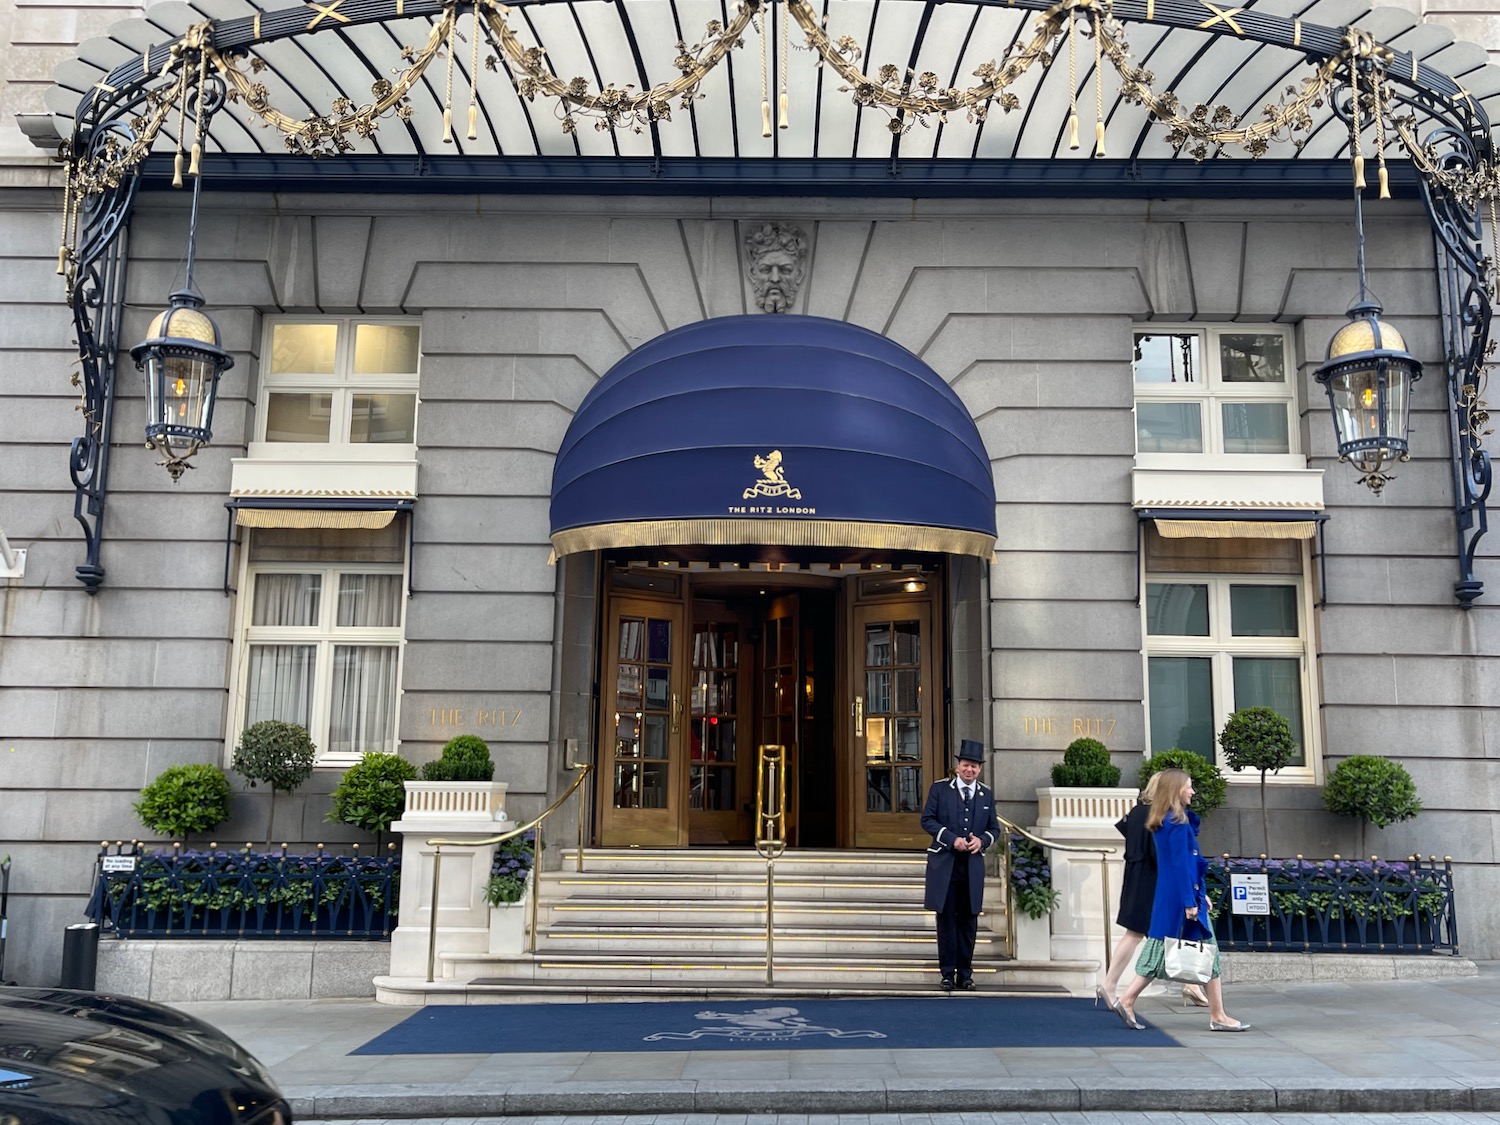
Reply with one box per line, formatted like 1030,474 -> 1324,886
60,922 -> 99,990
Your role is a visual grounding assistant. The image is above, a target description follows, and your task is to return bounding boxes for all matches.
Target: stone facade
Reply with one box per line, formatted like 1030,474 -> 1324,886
0,184 -> 1495,987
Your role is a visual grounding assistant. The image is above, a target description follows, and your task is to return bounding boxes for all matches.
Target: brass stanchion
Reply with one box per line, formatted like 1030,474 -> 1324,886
755,744 -> 787,986
426,846 -> 442,984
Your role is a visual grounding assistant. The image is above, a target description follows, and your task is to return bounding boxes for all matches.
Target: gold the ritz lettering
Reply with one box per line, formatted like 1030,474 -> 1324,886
430,708 -> 522,728
1021,716 -> 1119,737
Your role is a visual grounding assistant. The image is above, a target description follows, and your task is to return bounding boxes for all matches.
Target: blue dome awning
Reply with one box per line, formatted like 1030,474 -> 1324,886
549,315 -> 997,559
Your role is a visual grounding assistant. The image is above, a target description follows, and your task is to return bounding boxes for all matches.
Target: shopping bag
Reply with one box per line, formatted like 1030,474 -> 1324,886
1162,933 -> 1214,984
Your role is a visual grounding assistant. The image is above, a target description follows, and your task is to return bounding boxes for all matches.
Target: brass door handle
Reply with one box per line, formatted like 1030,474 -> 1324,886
671,692 -> 681,734
853,695 -> 863,738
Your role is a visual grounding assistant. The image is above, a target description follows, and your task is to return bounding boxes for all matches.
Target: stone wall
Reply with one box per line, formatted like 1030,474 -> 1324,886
0,188 -> 1496,989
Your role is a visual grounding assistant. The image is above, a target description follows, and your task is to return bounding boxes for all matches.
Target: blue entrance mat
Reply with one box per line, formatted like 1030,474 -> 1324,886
352,997 -> 1179,1053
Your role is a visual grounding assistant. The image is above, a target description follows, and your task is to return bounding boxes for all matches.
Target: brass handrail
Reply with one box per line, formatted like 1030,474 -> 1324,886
754,744 -> 788,985
995,813 -> 1118,972
424,759 -> 592,983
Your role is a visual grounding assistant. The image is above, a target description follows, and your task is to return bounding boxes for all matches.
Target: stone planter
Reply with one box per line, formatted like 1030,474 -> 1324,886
1034,786 -> 1139,969
487,900 -> 529,956
1034,786 -> 1138,831
1012,909 -> 1052,961
402,780 -> 509,821
486,875 -> 532,957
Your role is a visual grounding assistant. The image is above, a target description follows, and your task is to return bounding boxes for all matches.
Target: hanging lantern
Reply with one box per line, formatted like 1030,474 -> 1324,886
1314,298 -> 1422,494
131,283 -> 233,481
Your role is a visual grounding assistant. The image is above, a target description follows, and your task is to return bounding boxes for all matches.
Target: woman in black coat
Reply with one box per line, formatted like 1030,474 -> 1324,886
1096,771 -> 1206,1008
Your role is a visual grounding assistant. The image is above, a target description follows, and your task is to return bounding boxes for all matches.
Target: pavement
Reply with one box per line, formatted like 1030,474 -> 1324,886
177,963 -> 1500,1121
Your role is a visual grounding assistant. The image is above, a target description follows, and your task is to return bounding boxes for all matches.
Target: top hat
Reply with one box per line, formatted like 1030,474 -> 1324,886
956,739 -> 985,763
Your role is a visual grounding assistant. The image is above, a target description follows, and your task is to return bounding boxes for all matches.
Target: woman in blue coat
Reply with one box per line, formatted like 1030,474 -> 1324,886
1113,768 -> 1250,1032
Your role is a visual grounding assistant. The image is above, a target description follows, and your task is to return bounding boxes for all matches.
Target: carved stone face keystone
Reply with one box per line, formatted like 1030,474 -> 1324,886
744,223 -> 808,313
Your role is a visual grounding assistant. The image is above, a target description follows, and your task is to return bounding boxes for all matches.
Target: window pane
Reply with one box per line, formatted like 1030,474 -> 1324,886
1230,585 -> 1298,637
329,645 -> 399,756
1221,402 -> 1290,454
895,765 -> 923,812
252,573 -> 321,626
1136,402 -> 1203,453
246,644 -> 316,728
353,323 -> 421,375
270,323 -> 337,375
337,574 -> 403,627
1148,656 -> 1214,757
1219,333 -> 1286,384
865,624 -> 892,666
1233,658 -> 1306,766
893,717 -> 922,761
1133,332 -> 1201,385
1146,583 -> 1209,636
893,620 -> 920,663
350,394 -> 417,444
866,767 -> 892,812
647,618 -> 671,663
265,392 -> 333,442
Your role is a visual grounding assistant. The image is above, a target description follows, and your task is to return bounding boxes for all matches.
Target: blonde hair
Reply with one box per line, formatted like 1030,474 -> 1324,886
1144,768 -> 1192,831
1138,770 -> 1170,808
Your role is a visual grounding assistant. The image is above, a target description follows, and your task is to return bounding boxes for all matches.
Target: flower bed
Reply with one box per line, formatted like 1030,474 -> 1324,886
85,845 -> 399,939
1206,855 -> 1458,954
1007,834 -> 1060,920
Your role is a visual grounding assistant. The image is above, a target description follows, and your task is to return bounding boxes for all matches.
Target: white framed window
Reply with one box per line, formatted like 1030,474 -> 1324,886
1134,326 -> 1296,456
237,564 -> 406,766
1143,574 -> 1318,780
259,317 -> 420,444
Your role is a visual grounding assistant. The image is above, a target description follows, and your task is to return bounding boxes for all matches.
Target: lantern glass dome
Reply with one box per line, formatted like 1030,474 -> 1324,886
131,285 -> 233,479
1314,299 -> 1422,488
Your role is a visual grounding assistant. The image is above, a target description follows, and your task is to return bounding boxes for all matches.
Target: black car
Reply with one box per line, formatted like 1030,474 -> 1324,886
0,988 -> 291,1124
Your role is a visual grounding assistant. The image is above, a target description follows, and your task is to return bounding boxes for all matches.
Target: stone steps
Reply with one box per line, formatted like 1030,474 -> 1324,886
374,847 -> 1100,1003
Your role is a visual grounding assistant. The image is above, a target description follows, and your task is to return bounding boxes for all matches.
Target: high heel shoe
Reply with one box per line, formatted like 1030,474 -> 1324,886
1181,984 -> 1209,1008
1111,999 -> 1145,1030
1209,1019 -> 1252,1032
1094,985 -> 1117,1009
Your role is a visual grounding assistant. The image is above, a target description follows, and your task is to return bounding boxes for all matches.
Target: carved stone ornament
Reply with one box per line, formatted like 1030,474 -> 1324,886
745,223 -> 808,314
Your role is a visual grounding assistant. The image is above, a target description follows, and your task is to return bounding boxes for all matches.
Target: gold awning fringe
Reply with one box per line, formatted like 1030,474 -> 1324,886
551,518 -> 997,558
236,509 -> 398,530
1154,519 -> 1316,540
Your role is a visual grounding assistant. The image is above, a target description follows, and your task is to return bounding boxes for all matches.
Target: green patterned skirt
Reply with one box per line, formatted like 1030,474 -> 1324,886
1134,935 -> 1223,981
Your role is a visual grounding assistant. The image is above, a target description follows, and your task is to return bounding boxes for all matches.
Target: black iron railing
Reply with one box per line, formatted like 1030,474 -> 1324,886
1208,855 -> 1458,954
85,843 -> 399,939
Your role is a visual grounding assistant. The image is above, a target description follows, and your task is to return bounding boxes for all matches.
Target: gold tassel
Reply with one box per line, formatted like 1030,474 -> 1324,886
779,91 -> 788,130
1354,153 -> 1366,192
56,246 -> 68,276
1094,120 -> 1106,158
172,151 -> 184,188
467,104 -> 478,140
189,141 -> 201,177
761,99 -> 772,138
1378,165 -> 1390,200
442,107 -> 453,143
1068,111 -> 1080,151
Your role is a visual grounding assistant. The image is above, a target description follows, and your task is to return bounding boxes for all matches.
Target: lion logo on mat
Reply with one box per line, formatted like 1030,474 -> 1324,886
643,1006 -> 885,1042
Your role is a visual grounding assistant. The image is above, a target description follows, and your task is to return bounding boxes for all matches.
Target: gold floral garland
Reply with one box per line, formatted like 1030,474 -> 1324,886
57,0 -> 1500,281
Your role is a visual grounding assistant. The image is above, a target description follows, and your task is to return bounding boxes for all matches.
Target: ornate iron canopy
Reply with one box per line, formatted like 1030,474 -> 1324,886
42,0 -> 1500,603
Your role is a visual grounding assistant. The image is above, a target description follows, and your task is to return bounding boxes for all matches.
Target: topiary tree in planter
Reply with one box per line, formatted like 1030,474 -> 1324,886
328,751 -> 418,850
233,720 -> 317,846
1219,706 -> 1297,856
1138,748 -> 1228,817
420,733 -> 495,781
1324,754 -> 1422,857
134,763 -> 234,840
1049,737 -> 1122,787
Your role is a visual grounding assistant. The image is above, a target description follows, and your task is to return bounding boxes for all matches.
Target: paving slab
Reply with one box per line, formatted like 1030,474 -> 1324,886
172,963 -> 1500,1120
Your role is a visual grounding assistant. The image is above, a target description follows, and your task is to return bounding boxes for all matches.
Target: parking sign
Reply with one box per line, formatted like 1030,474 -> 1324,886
1229,873 -> 1269,915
